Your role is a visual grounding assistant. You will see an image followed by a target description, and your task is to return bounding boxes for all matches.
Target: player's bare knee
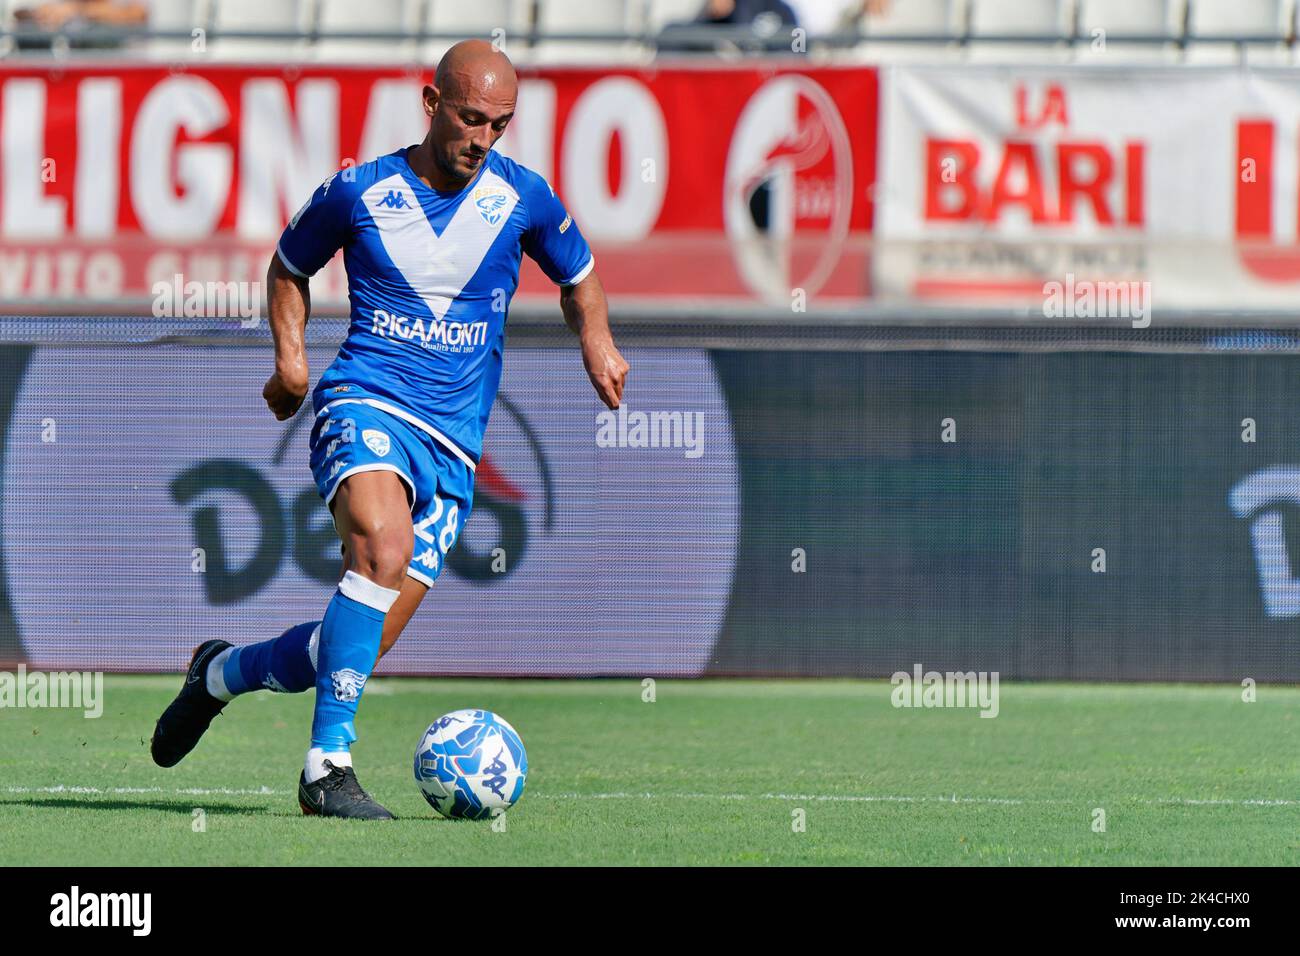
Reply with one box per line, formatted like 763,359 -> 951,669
347,534 -> 411,591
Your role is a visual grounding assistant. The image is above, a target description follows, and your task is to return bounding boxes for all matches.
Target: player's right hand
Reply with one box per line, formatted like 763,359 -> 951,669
263,369 -> 309,421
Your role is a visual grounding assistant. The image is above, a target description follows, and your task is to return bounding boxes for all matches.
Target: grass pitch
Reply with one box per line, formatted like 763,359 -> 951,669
1,677 -> 1296,866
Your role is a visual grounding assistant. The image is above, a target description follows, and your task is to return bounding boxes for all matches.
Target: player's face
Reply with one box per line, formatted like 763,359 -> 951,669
431,83 -> 516,184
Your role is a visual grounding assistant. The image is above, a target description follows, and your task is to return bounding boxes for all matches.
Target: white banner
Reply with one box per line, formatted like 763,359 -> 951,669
877,65 -> 1300,314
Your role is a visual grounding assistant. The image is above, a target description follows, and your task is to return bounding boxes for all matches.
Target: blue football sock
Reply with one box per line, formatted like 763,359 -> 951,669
309,570 -> 400,760
214,621 -> 321,699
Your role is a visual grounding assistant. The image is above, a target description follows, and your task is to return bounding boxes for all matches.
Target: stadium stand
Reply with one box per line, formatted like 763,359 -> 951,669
1184,0 -> 1292,65
966,0 -> 1074,62
142,0 -> 207,59
208,0 -> 311,61
313,0 -> 420,62
422,0 -> 533,62
0,1 -> 1293,67
1073,0 -> 1183,63
532,0 -> 646,63
850,0 -> 964,62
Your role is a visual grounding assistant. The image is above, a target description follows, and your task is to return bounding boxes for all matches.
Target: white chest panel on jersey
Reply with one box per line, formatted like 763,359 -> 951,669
362,171 -> 520,320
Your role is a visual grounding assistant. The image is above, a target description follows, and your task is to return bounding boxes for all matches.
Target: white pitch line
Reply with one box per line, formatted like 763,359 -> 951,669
515,792 -> 1300,807
532,792 -> 1026,805
1149,797 -> 1299,807
5,787 -> 1297,807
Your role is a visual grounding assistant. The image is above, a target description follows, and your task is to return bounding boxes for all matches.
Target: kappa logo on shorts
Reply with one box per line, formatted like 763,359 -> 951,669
362,429 -> 391,457
331,668 -> 367,703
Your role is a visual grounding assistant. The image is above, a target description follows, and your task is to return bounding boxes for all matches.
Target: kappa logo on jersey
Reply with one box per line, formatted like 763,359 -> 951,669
378,189 -> 410,210
331,668 -> 368,702
362,429 -> 391,457
473,186 -> 510,226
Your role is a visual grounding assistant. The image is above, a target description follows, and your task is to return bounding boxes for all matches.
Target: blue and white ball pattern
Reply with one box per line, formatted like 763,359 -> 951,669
414,709 -> 528,819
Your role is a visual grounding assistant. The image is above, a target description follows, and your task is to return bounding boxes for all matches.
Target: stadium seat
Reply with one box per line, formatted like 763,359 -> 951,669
314,0 -> 418,63
967,0 -> 1074,62
647,0 -> 706,34
1185,0 -> 1292,65
0,0 -> 26,57
533,0 -> 650,64
423,0 -> 533,63
209,0 -> 309,61
143,0 -> 212,61
850,0 -> 965,63
1074,0 -> 1184,63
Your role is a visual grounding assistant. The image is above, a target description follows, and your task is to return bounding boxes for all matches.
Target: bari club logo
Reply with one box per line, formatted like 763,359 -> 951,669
724,75 -> 853,303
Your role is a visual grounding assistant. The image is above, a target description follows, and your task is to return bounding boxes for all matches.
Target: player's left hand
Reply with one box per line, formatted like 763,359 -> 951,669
581,335 -> 629,409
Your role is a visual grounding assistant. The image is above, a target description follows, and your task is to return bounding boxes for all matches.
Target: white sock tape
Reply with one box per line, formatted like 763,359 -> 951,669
307,623 -> 321,672
337,570 -> 401,614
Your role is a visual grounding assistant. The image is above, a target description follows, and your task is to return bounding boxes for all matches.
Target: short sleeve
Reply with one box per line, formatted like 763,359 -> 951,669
521,175 -> 595,287
276,173 -> 356,278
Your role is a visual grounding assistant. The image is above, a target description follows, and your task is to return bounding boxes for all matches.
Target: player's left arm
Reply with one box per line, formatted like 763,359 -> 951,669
561,271 -> 628,410
521,171 -> 629,409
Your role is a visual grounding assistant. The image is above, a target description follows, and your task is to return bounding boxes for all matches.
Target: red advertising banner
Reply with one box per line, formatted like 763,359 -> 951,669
0,63 -> 877,312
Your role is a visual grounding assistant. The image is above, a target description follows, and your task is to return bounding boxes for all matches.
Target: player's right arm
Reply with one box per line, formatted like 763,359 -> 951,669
263,171 -> 357,421
263,253 -> 312,421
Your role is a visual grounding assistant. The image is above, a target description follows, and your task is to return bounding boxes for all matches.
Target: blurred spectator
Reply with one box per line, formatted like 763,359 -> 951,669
845,0 -> 897,29
13,0 -> 148,50
659,0 -> 799,52
699,0 -> 798,28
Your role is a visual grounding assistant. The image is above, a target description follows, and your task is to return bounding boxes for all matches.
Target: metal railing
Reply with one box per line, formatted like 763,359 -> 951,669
0,22 -> 1295,61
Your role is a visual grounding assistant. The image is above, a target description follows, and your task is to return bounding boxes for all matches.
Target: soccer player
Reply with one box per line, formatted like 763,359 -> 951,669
150,40 -> 629,819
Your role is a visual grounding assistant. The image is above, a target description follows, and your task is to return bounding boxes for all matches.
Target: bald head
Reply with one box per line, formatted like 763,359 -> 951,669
434,39 -> 517,101
421,40 -> 518,186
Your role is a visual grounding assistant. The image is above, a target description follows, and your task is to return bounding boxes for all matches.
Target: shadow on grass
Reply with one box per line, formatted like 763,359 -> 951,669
1,797 -> 288,815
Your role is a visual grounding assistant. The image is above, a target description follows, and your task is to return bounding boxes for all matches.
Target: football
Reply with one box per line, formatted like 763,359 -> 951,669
413,709 -> 528,820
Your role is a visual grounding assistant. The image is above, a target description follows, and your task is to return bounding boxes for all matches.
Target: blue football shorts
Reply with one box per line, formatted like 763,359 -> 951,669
308,399 -> 475,587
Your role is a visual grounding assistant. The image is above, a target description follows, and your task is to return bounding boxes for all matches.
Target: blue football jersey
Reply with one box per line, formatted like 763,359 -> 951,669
276,147 -> 594,468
